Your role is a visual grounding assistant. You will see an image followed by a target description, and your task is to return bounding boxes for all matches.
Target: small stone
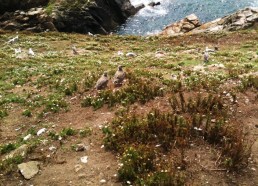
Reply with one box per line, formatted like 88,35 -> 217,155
75,164 -> 83,172
126,52 -> 136,57
251,167 -> 256,171
100,179 -> 106,184
23,134 -> 32,141
37,128 -> 46,136
49,146 -> 56,151
78,173 -> 87,179
75,144 -> 86,152
18,161 -> 40,179
80,156 -> 88,164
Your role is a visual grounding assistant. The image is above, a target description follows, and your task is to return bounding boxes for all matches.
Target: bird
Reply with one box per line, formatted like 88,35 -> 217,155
205,46 -> 215,53
203,51 -> 209,63
28,48 -> 35,56
72,46 -> 78,55
117,51 -> 124,56
7,35 -> 19,44
88,32 -> 94,36
14,47 -> 21,55
113,65 -> 125,87
95,72 -> 109,90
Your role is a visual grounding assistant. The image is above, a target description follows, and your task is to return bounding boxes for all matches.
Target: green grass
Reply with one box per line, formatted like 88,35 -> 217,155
0,29 -> 257,184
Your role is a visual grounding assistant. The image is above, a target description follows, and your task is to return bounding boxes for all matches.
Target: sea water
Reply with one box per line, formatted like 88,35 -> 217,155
117,0 -> 258,35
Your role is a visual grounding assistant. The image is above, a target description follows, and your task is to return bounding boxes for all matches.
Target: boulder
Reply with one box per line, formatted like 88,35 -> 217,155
160,14 -> 201,36
5,144 -> 29,160
0,0 -> 141,34
53,0 -> 141,34
18,161 -> 40,179
0,8 -> 56,32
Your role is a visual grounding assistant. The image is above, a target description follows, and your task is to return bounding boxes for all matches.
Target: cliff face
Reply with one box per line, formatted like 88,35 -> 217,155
0,0 -> 141,34
53,0 -> 139,34
0,0 -> 49,14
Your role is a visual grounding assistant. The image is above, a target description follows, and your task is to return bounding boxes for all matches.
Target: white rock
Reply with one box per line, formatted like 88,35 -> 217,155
126,52 -> 136,57
100,179 -> 106,184
37,128 -> 46,136
23,134 -> 32,141
80,156 -> 88,164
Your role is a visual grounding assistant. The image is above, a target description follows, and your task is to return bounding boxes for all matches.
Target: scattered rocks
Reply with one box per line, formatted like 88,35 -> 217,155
18,161 -> 40,180
161,7 -> 258,36
0,8 -> 57,32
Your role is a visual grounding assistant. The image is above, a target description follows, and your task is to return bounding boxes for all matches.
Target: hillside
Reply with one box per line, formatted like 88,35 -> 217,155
0,28 -> 258,185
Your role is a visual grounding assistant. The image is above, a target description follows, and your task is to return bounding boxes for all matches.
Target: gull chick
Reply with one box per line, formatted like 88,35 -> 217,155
203,51 -> 209,63
72,46 -> 78,55
14,47 -> 21,55
28,48 -> 35,56
113,65 -> 125,87
95,72 -> 109,90
8,35 -> 19,44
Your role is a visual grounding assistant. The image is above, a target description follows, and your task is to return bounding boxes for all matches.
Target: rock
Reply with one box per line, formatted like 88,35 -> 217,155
148,2 -> 161,7
18,161 -> 40,180
126,52 -> 136,57
75,164 -> 83,172
100,179 -> 107,184
0,9 -> 56,33
78,173 -> 87,179
0,0 -> 49,14
80,156 -> 88,164
23,134 -> 32,141
3,22 -> 19,31
161,7 -> 258,36
75,144 -> 87,152
37,128 -> 46,136
160,14 -> 200,36
5,144 -> 29,160
53,0 -> 141,34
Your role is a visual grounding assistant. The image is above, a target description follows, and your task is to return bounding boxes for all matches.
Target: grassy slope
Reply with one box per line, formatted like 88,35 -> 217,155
0,29 -> 258,185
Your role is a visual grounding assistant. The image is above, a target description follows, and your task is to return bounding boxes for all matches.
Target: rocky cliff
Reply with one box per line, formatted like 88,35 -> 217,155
161,7 -> 258,36
0,0 -> 142,34
0,0 -> 49,15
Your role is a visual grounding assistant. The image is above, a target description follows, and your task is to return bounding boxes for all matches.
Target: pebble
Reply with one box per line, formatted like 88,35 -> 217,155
75,144 -> 86,152
37,128 -> 46,136
100,179 -> 106,184
23,134 -> 32,141
80,156 -> 88,164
